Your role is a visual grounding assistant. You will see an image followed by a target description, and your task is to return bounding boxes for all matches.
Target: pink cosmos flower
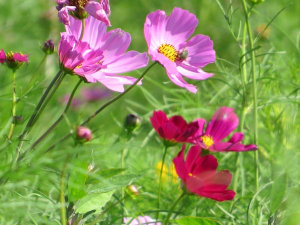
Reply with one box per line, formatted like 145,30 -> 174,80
58,34 -> 104,81
0,49 -> 28,69
194,107 -> 257,152
150,110 -> 199,146
54,0 -> 111,26
173,145 -> 235,201
124,216 -> 161,225
0,49 -> 28,64
144,7 -> 216,93
62,16 -> 149,92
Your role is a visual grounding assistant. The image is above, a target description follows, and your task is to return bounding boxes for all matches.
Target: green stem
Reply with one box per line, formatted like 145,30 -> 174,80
80,19 -> 85,41
7,70 -> 17,140
22,54 -> 47,97
164,193 -> 185,225
44,62 -> 158,153
60,154 -> 71,225
17,78 -> 83,161
17,70 -> 64,151
241,0 -> 259,192
32,72 -> 66,125
156,145 -> 168,221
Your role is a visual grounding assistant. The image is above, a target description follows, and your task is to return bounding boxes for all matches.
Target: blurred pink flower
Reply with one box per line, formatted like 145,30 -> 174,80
150,110 -> 199,146
81,87 -> 111,101
63,16 -> 149,92
124,216 -> 161,225
173,145 -> 235,201
59,94 -> 83,109
54,0 -> 111,26
144,7 -> 216,93
194,107 -> 257,152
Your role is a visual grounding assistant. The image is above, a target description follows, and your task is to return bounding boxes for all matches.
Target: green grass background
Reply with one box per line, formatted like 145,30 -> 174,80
0,0 -> 300,224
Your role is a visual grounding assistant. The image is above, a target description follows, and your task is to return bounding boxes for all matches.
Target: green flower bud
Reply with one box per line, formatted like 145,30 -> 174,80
42,40 -> 55,54
124,114 -> 141,132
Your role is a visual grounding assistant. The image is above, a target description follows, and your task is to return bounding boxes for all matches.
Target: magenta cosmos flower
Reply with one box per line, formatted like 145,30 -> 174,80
150,110 -> 199,146
124,216 -> 161,225
0,49 -> 28,70
144,7 -> 216,93
173,145 -> 235,201
194,107 -> 257,152
54,0 -> 111,26
59,16 -> 149,92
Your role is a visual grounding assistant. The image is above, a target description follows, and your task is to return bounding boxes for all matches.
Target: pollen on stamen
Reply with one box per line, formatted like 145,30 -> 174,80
188,173 -> 193,177
158,44 -> 179,62
202,135 -> 214,149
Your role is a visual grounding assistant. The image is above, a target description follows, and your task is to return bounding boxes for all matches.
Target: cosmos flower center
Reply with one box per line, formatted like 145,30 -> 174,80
158,44 -> 179,62
202,135 -> 214,148
69,0 -> 88,8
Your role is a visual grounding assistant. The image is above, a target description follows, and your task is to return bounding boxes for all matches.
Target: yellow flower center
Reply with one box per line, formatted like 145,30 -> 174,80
69,0 -> 88,8
6,52 -> 15,61
158,44 -> 179,62
202,135 -> 214,149
188,173 -> 193,177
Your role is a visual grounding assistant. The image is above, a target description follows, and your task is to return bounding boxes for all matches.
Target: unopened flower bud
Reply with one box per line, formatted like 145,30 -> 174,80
12,116 -> 22,125
76,126 -> 92,143
124,114 -> 141,132
42,40 -> 55,54
126,185 -> 139,197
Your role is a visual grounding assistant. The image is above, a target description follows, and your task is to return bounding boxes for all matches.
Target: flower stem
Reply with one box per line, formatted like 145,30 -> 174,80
241,0 -> 259,192
44,62 -> 158,153
17,70 -> 64,151
7,70 -> 17,140
164,193 -> 185,225
80,19 -> 85,41
156,145 -> 168,221
60,154 -> 71,225
17,78 -> 83,161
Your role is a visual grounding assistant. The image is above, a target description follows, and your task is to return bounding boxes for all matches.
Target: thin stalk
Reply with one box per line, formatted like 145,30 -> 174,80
18,78 -> 83,161
241,0 -> 259,191
17,70 -> 64,151
44,62 -> 158,153
7,70 -> 17,140
156,145 -> 168,221
164,193 -> 185,225
233,23 -> 248,195
60,154 -> 71,225
22,54 -> 47,96
80,19 -> 85,40
32,72 -> 67,125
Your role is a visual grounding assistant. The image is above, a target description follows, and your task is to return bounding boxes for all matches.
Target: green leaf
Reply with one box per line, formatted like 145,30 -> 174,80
68,161 -> 88,202
75,190 -> 114,214
86,168 -> 127,184
176,217 -> 222,225
88,174 -> 143,194
270,173 -> 287,213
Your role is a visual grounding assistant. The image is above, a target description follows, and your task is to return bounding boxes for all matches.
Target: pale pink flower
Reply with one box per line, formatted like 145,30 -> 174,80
63,16 -> 149,92
144,7 -> 216,93
54,0 -> 111,26
124,216 -> 161,225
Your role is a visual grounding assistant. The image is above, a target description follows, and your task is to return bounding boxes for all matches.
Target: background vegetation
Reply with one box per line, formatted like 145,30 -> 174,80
0,0 -> 300,224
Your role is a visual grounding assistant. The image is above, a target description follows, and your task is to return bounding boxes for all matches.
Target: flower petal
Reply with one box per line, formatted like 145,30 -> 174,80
176,64 -> 213,80
85,1 -> 111,26
205,107 -> 239,142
